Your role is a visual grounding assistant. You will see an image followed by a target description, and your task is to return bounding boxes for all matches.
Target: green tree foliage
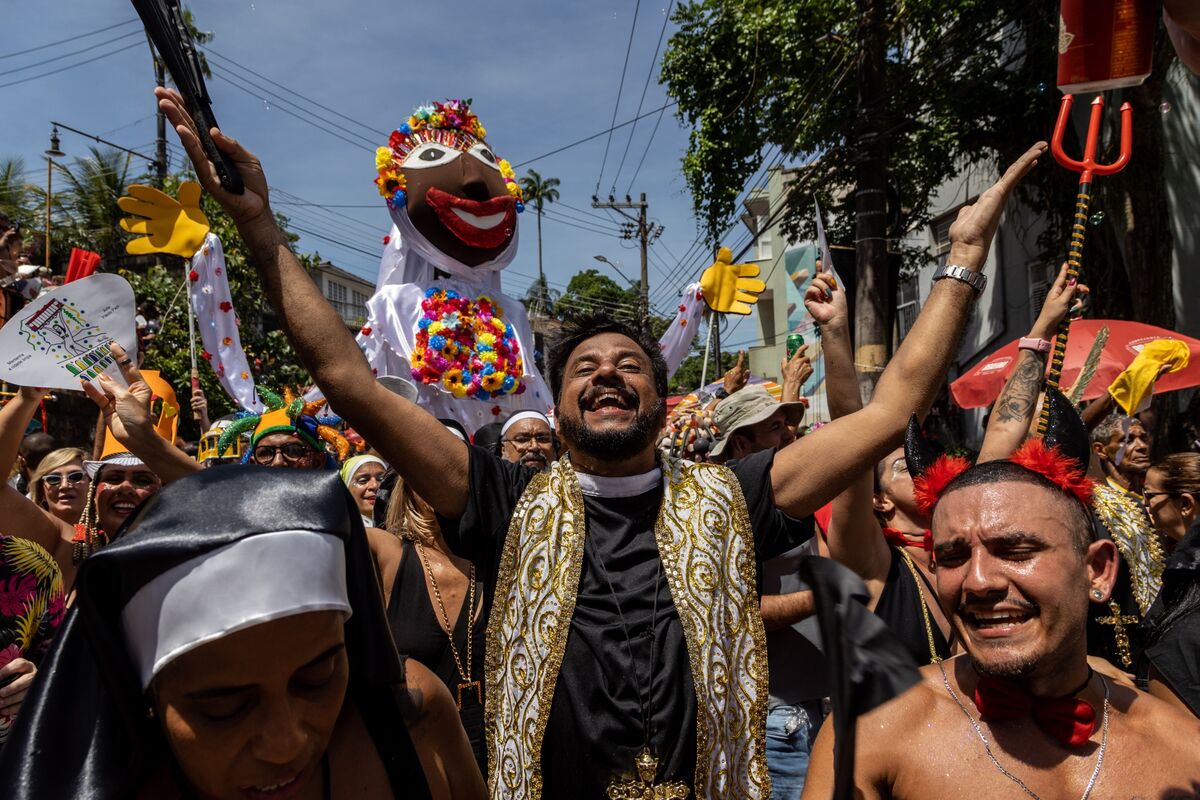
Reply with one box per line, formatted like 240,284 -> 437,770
662,3 -> 1181,329
52,147 -> 147,265
662,1 -> 1066,256
120,176 -> 313,440
669,349 -> 737,394
0,158 -> 38,232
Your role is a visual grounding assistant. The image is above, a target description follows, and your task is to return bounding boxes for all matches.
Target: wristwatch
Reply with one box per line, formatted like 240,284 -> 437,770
932,264 -> 987,296
1018,337 -> 1052,354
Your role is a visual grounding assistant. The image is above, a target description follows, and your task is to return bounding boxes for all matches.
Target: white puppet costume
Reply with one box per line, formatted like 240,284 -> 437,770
357,100 -> 554,432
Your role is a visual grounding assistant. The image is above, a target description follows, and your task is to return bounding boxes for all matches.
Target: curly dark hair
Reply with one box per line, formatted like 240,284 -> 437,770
545,314 -> 668,405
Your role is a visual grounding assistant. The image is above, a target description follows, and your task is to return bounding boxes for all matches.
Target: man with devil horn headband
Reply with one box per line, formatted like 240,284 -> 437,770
803,390 -> 1200,798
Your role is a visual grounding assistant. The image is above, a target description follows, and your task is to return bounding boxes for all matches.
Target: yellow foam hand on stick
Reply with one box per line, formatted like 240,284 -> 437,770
700,247 -> 766,315
119,182 -> 211,258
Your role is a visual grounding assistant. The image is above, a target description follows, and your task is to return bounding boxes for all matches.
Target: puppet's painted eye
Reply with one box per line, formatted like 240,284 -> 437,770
467,143 -> 501,170
402,143 -> 460,169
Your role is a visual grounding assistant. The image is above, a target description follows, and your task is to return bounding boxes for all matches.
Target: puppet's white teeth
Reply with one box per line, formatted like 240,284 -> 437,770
451,208 -> 506,229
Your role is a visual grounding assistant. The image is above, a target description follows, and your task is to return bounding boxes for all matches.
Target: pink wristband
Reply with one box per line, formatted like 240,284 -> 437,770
1018,337 -> 1052,354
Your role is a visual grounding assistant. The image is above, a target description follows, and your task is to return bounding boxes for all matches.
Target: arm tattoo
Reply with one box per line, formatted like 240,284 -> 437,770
994,352 -> 1046,424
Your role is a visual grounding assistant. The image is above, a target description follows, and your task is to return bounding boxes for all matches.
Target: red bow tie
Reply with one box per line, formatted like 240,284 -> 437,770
972,675 -> 1096,747
882,527 -> 932,553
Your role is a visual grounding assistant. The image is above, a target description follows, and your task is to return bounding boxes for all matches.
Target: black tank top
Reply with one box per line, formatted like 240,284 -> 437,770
387,541 -> 487,775
874,547 -> 951,665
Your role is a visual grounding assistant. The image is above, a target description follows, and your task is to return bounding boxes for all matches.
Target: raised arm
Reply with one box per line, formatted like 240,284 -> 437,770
770,142 -> 1048,517
0,386 -> 41,482
80,343 -> 200,484
977,263 -> 1081,461
0,387 -> 75,574
807,266 -> 891,591
156,87 -> 469,517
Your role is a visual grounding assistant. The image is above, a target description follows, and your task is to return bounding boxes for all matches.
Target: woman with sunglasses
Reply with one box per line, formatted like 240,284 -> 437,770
28,448 -> 89,525
1142,453 -> 1200,716
1143,454 -> 1200,549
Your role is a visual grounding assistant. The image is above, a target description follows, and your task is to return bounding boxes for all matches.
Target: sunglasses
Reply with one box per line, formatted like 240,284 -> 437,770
42,470 -> 87,488
252,442 -> 315,465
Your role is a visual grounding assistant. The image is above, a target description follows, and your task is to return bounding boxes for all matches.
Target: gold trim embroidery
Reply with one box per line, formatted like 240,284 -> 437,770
484,455 -> 768,800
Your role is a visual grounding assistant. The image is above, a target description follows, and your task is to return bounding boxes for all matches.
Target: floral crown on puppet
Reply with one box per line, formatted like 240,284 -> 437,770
374,99 -> 524,211
216,387 -> 351,464
906,387 -> 1094,518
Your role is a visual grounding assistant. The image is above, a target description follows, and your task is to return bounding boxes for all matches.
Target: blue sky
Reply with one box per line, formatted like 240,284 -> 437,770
3,0 -> 739,321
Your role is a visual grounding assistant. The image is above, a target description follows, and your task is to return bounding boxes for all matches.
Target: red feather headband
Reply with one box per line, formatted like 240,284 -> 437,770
912,439 -> 1093,517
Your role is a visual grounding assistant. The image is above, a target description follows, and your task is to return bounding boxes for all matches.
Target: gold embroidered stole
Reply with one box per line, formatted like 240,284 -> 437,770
484,455 -> 770,800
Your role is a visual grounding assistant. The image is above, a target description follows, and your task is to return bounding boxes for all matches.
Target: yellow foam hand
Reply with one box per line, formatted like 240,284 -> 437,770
700,247 -> 766,315
119,182 -> 210,258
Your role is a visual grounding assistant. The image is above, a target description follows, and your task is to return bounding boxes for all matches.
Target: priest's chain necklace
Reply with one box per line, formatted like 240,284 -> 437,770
587,533 -> 662,746
938,661 -> 1109,800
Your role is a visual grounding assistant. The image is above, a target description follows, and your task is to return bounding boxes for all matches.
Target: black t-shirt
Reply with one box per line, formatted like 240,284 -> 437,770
446,446 -> 811,797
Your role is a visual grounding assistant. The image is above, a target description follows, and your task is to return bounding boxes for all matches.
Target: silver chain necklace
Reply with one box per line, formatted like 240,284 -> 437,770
937,661 -> 1109,800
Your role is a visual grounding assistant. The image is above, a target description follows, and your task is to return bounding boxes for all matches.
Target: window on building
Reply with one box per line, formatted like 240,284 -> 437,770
326,281 -> 347,303
1027,261 -> 1055,326
351,290 -> 369,307
896,275 -> 920,340
755,215 -> 773,261
930,211 -> 956,268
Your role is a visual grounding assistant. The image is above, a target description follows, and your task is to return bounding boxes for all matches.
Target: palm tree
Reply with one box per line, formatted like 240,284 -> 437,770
0,158 -> 37,231
53,146 -> 145,265
517,169 -> 560,316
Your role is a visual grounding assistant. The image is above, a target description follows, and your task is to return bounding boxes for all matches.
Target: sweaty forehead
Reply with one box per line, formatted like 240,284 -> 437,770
932,480 -> 1073,540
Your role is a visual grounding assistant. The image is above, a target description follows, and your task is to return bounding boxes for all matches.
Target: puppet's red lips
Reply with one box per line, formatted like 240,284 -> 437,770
425,187 -> 516,250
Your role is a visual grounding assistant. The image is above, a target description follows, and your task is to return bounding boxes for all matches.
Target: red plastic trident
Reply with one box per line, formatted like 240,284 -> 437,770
1037,94 -> 1133,435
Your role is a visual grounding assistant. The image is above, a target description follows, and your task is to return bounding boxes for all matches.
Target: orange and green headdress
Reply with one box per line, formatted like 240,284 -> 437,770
217,387 -> 351,464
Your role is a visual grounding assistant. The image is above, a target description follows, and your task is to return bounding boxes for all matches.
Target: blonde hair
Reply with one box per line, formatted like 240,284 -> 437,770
29,447 -> 87,508
383,473 -> 439,545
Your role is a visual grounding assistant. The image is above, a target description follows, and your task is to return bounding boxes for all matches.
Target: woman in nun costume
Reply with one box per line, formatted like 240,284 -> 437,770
0,466 -> 483,799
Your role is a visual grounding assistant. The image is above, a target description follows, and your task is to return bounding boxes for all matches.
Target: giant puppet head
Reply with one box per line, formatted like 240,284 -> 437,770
375,99 -> 524,266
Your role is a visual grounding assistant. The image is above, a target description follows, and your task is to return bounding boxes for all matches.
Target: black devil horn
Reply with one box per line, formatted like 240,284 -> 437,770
903,414 -> 939,479
1041,387 -> 1091,474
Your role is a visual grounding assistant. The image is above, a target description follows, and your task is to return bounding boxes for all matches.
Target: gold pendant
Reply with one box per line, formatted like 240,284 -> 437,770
455,680 -> 482,710
606,748 -> 690,799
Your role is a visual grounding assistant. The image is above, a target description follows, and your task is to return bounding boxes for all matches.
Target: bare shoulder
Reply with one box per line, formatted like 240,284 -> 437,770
364,526 -> 403,560
850,669 -> 950,755
1114,680 -> 1200,752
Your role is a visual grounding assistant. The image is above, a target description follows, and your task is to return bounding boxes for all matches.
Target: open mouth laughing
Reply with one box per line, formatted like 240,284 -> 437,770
960,604 -> 1039,638
425,187 -> 516,249
582,386 -> 638,420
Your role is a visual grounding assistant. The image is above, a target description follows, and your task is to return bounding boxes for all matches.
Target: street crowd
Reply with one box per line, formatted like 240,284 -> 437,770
0,73 -> 1199,800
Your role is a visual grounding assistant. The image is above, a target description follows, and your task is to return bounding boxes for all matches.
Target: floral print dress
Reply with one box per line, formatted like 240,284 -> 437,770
0,535 -> 65,748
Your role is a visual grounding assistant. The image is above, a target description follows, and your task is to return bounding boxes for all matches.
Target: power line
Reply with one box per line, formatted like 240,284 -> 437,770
612,0 -> 674,194
512,100 -> 677,168
0,17 -> 138,61
0,41 -> 142,91
202,47 -> 386,141
624,102 -> 670,195
208,64 -> 377,151
595,0 -> 642,195
0,29 -> 143,78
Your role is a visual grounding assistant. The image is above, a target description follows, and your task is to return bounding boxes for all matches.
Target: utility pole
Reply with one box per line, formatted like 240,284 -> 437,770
148,35 -> 168,188
590,192 -> 663,335
852,0 -> 890,403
